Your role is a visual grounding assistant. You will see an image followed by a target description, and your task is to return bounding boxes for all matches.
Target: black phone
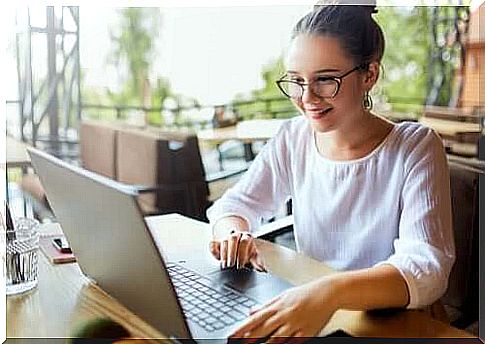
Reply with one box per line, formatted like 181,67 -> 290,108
52,237 -> 72,253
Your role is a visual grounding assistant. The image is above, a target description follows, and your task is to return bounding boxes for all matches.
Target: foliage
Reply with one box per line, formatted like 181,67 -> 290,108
233,57 -> 296,120
374,7 -> 431,112
100,8 -> 175,125
108,8 -> 160,105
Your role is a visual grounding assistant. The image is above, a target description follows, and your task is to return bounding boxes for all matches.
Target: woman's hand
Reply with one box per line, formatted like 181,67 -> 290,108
229,279 -> 338,342
209,230 -> 266,271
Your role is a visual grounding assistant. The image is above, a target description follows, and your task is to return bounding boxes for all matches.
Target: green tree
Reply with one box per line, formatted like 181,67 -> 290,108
233,56 -> 295,120
374,6 -> 431,116
106,8 -> 173,125
108,8 -> 158,105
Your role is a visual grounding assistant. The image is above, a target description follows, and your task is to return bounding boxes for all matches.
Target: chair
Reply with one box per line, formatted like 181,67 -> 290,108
79,119 -> 118,179
441,161 -> 480,329
116,128 -> 210,219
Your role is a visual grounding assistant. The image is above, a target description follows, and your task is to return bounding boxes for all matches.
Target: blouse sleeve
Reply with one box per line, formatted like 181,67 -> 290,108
206,123 -> 292,232
375,128 -> 455,309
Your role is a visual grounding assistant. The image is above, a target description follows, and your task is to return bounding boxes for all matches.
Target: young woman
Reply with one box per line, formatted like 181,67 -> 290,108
207,5 -> 455,339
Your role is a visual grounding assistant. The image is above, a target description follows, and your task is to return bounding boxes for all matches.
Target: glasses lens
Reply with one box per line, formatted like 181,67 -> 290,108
278,79 -> 339,99
278,81 -> 303,99
313,79 -> 339,98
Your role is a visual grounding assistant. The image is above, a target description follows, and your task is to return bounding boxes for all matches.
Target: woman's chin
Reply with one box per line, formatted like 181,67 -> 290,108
306,116 -> 334,133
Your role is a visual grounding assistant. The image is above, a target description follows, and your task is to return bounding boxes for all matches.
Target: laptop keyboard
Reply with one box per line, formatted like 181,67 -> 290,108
167,263 -> 260,332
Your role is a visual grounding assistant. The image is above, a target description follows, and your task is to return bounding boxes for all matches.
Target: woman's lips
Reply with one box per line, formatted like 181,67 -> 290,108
306,108 -> 333,119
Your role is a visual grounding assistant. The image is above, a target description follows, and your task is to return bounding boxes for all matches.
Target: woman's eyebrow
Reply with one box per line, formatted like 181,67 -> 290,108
314,68 -> 341,74
286,68 -> 342,74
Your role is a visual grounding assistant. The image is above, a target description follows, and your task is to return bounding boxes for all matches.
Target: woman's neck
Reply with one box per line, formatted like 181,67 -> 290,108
314,111 -> 394,161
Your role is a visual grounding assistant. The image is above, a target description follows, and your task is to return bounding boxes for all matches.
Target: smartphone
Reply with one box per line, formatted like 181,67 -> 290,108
52,237 -> 72,254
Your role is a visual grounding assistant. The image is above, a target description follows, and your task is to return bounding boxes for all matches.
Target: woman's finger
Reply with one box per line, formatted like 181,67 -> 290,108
226,232 -> 241,268
220,239 -> 228,269
236,234 -> 253,269
230,307 -> 278,338
209,241 -> 220,259
239,307 -> 288,342
249,295 -> 280,315
249,252 -> 267,272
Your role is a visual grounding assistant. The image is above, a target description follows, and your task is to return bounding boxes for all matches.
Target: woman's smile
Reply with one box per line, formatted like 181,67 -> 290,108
305,106 -> 334,119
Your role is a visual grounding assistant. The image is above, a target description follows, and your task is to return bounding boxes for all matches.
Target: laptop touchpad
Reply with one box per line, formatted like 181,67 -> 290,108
209,268 -> 293,303
210,268 -> 259,290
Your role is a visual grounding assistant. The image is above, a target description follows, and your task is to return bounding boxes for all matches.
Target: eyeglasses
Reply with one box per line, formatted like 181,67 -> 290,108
276,64 -> 365,100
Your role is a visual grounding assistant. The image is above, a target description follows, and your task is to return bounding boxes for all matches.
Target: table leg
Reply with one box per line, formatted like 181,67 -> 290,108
5,172 -> 10,204
243,143 -> 255,161
216,144 -> 224,171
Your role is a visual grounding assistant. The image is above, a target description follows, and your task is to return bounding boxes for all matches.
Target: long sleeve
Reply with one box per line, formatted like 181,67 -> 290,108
206,123 -> 292,232
375,128 -> 455,309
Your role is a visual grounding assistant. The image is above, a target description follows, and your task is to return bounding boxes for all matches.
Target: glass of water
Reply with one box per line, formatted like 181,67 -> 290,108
5,217 -> 40,295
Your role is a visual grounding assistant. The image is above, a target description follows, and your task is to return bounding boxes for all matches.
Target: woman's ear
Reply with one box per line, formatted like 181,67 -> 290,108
363,61 -> 380,90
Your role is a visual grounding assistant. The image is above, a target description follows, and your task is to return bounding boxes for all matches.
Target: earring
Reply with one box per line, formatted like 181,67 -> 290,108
363,91 -> 373,110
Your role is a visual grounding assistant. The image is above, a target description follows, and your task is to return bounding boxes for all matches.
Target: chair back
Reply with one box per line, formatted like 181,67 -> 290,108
80,120 -> 118,179
116,128 -> 209,219
442,161 -> 480,325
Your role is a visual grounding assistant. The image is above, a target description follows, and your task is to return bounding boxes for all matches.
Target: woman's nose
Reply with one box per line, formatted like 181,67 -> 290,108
301,85 -> 320,104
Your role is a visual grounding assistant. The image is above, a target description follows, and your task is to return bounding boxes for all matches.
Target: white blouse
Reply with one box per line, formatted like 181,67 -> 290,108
206,115 -> 455,309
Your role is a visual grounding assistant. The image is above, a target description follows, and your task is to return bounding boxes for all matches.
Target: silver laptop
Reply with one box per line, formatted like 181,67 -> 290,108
28,147 -> 292,342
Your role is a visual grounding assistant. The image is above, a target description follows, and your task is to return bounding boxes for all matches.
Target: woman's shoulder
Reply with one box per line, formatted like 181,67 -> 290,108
270,115 -> 310,142
393,120 -> 438,141
391,120 -> 443,151
390,120 -> 446,166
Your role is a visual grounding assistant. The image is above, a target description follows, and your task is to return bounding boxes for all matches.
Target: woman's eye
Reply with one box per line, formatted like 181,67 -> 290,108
289,77 -> 304,83
316,76 -> 334,83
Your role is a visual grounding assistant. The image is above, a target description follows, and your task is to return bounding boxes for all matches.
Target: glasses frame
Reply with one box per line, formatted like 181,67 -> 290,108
276,64 -> 366,100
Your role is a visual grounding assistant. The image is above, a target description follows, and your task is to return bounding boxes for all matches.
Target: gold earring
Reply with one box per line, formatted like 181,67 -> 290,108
363,91 -> 373,110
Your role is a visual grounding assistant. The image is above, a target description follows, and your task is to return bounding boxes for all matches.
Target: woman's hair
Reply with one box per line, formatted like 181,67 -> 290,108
292,5 -> 385,68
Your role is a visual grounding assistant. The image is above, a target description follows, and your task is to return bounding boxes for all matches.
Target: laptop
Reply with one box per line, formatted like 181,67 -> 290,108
28,147 -> 292,342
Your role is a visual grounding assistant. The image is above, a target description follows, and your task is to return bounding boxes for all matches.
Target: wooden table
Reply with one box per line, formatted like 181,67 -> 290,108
7,214 -> 475,340
197,119 -> 287,145
4,136 -> 31,169
198,119 -> 287,163
3,136 -> 32,209
419,117 -> 482,157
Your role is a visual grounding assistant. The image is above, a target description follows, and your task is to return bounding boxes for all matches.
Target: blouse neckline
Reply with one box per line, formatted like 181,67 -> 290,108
311,122 -> 399,165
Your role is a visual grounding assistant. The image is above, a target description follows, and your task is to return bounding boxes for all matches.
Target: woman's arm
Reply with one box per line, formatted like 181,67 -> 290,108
326,264 -> 409,310
230,264 -> 408,340
377,128 -> 455,309
206,122 -> 293,233
207,122 -> 294,270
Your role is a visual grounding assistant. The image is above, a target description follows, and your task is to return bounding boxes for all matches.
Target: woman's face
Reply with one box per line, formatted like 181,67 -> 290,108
285,34 -> 376,133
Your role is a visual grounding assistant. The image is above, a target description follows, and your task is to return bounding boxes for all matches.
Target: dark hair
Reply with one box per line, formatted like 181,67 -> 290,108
292,5 -> 385,68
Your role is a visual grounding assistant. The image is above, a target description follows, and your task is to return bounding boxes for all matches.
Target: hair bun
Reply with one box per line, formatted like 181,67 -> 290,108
362,5 -> 378,16
313,2 -> 378,16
